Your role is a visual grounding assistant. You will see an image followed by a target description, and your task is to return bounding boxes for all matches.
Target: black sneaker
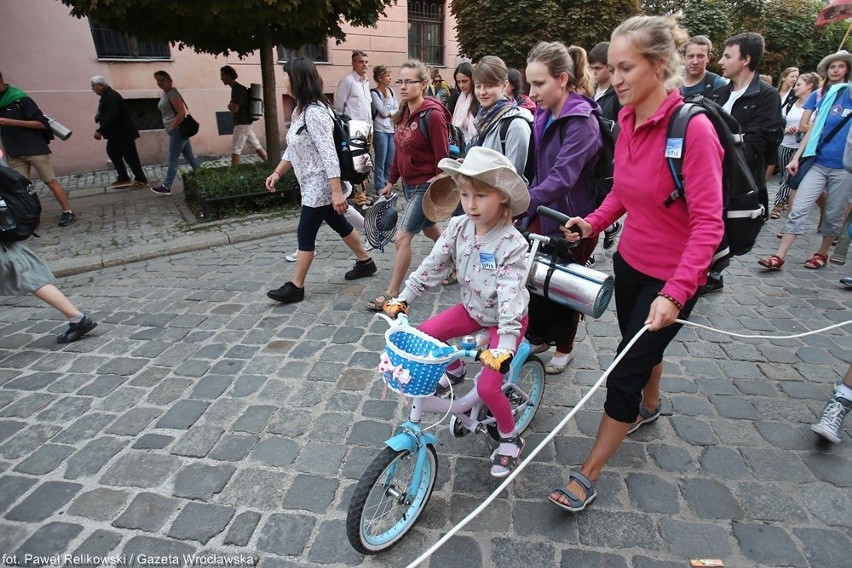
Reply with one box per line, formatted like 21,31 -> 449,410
151,185 -> 171,195
58,211 -> 77,227
603,221 -> 622,250
345,258 -> 377,280
698,275 -> 724,296
435,363 -> 467,398
585,255 -> 596,269
57,316 -> 97,343
267,282 -> 305,303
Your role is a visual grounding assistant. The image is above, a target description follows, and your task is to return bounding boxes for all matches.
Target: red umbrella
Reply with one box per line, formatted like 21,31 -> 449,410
817,0 -> 852,26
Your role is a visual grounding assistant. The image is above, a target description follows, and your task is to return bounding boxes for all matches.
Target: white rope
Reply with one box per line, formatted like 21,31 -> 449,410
403,318 -> 852,568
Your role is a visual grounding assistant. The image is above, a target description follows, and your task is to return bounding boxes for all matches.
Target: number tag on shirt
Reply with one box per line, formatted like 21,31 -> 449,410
479,252 -> 497,270
665,137 -> 684,159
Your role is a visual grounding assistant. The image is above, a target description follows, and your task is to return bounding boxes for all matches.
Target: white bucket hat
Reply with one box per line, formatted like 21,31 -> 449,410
425,146 -> 530,219
817,50 -> 852,77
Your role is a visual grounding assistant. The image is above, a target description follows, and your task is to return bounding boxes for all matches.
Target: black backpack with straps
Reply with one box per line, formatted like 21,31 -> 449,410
418,109 -> 467,159
664,95 -> 764,264
298,103 -> 372,185
558,114 -> 619,206
0,166 -> 42,243
498,115 -> 535,183
370,88 -> 395,120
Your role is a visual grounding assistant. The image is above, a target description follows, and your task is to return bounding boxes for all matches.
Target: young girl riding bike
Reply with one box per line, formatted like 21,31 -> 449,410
383,146 -> 531,477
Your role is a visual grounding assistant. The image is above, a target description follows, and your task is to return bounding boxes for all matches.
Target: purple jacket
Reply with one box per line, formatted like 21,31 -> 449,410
527,92 -> 602,237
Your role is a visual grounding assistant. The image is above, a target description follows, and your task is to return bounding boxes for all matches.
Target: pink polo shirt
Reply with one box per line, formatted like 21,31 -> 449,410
586,90 -> 724,305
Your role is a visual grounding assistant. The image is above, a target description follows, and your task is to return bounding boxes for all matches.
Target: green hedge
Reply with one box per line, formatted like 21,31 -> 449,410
183,162 -> 299,220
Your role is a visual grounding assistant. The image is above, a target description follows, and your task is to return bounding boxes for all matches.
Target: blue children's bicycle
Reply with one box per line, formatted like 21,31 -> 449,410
345,207 -> 614,554
345,314 -> 546,554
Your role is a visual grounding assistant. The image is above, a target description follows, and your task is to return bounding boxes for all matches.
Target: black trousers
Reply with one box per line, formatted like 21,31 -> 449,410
296,203 -> 354,251
106,137 -> 146,182
604,252 -> 699,423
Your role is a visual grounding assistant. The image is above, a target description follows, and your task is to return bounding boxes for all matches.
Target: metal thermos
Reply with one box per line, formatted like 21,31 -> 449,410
249,83 -> 263,121
526,252 -> 614,318
45,116 -> 72,141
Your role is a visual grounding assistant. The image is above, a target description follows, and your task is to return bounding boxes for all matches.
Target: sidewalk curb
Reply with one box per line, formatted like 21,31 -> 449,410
51,220 -> 295,278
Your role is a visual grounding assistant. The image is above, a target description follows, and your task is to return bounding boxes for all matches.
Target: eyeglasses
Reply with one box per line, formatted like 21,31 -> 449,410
395,79 -> 424,86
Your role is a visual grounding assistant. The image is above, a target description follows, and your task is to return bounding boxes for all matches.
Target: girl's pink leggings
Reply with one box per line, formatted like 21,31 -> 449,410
419,304 -> 528,434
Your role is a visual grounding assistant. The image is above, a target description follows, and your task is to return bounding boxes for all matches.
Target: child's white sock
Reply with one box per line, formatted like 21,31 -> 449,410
498,429 -> 520,457
549,352 -> 572,367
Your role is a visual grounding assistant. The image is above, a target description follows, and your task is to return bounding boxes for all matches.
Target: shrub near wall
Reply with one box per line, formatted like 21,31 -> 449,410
183,162 -> 299,221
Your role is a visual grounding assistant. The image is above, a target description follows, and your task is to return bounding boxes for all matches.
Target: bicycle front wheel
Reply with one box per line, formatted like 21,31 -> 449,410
346,445 -> 438,554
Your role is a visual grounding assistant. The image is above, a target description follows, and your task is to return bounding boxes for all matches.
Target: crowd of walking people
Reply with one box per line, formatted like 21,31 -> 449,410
258,13 -> 851,499
2,11 -> 850,508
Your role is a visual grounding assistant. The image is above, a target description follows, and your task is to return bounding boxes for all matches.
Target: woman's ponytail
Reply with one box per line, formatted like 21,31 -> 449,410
567,45 -> 595,97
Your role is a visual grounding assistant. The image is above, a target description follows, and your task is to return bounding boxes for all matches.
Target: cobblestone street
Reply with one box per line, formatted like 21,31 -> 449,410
0,169 -> 850,567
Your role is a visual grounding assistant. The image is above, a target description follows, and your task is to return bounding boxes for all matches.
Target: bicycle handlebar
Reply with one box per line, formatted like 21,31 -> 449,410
536,205 -> 582,236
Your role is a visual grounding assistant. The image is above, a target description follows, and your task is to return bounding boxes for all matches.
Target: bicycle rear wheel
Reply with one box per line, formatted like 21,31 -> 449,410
346,445 -> 438,554
488,355 -> 546,440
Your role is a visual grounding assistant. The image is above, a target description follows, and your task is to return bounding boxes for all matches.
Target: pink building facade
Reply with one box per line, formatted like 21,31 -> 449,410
0,0 -> 460,175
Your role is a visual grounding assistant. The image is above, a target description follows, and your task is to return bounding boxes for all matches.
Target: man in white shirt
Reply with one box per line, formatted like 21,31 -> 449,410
334,50 -> 372,127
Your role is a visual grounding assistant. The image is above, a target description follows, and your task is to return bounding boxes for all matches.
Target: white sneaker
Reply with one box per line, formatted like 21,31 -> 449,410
362,236 -> 374,252
285,250 -> 317,262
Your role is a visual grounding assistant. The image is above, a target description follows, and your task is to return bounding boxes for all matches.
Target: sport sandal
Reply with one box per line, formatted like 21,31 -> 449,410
490,435 -> 525,478
627,401 -> 662,435
548,470 -> 597,512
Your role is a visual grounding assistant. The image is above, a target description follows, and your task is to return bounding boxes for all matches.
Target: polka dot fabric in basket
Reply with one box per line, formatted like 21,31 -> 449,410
381,327 -> 455,397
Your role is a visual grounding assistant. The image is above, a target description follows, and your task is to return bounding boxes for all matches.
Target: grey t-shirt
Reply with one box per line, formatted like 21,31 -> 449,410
158,88 -> 181,129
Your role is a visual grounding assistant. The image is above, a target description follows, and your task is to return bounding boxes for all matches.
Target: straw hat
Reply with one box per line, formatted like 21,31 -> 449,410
423,147 -> 530,221
363,194 -> 399,251
422,174 -> 460,222
817,50 -> 852,77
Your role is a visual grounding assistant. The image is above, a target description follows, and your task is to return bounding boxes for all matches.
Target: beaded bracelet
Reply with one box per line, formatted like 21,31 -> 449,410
656,292 -> 684,311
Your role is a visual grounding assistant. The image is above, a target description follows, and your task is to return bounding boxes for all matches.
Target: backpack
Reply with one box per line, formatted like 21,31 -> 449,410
237,84 -> 260,123
498,115 -> 535,182
559,114 -> 619,206
664,95 -> 764,264
370,88 -> 395,120
418,109 -> 467,159
0,166 -> 42,242
300,104 -> 372,185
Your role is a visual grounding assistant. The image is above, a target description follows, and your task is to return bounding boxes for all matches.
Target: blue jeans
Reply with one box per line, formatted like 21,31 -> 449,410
400,183 -> 435,233
373,131 -> 395,193
165,129 -> 200,188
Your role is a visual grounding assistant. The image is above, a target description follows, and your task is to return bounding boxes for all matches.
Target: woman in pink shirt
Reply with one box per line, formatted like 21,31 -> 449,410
548,14 -> 724,512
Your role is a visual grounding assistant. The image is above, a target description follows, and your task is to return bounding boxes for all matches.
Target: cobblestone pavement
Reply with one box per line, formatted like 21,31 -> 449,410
0,170 -> 850,567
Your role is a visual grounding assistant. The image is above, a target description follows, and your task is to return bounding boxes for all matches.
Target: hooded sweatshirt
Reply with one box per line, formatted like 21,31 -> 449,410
475,106 -> 534,185
586,90 -> 724,305
388,97 -> 452,186
527,92 -> 602,237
